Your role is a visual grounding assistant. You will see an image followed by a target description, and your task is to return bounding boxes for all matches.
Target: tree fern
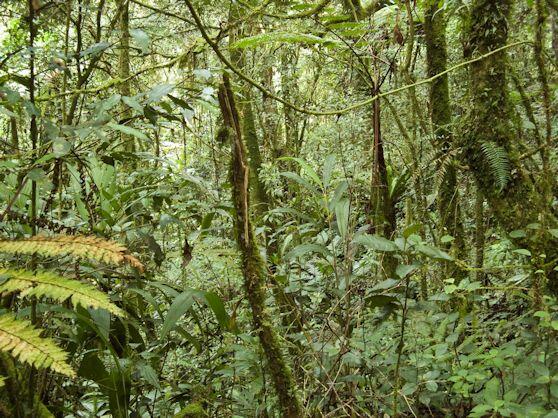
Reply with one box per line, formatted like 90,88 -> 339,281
0,269 -> 125,316
0,235 -> 143,271
479,141 -> 510,193
0,314 -> 74,377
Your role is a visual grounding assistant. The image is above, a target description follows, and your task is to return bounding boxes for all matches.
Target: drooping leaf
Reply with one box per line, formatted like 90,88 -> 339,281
107,122 -> 149,142
353,234 -> 398,252
280,157 -> 322,186
203,291 -> 235,332
80,42 -> 111,57
286,243 -> 332,259
130,28 -> 150,54
160,290 -> 195,339
335,199 -> 350,239
147,84 -> 174,103
415,244 -> 453,261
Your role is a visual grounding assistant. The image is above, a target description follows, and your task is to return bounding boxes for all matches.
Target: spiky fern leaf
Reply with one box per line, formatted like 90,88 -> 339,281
430,149 -> 459,199
0,269 -> 125,316
0,235 -> 143,271
0,314 -> 74,377
479,142 -> 510,193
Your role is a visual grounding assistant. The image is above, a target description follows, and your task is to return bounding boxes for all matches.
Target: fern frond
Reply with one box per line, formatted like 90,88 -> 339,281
0,269 -> 125,316
431,149 -> 459,198
0,314 -> 74,377
479,142 -> 510,193
0,235 -> 144,272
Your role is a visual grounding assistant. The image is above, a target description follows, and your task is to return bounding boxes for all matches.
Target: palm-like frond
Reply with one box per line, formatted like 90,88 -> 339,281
0,314 -> 74,377
0,269 -> 125,316
0,235 -> 143,271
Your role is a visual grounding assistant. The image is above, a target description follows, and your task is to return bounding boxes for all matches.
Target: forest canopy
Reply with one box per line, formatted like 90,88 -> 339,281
0,0 -> 557,416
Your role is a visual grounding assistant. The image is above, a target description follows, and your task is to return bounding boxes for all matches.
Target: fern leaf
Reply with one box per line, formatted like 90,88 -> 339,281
0,235 -> 144,272
0,269 -> 125,316
479,142 -> 510,193
0,314 -> 74,377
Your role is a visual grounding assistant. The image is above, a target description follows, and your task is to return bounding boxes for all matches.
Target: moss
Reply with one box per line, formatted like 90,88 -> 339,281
215,125 -> 230,146
424,0 -> 466,279
219,76 -> 303,418
174,403 -> 206,418
464,0 -> 558,296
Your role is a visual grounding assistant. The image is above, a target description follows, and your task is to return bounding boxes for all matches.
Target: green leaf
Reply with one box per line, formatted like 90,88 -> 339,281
440,234 -> 455,243
371,278 -> 399,291
322,154 -> 336,188
280,171 -> 320,195
130,28 -> 150,54
353,234 -> 398,252
425,381 -> 438,391
26,168 -> 47,182
366,294 -> 397,308
107,122 -> 149,142
53,138 -> 71,157
0,105 -> 16,118
80,42 -> 111,57
168,94 -> 192,110
286,243 -> 331,259
416,244 -> 453,261
512,248 -> 531,256
203,291 -> 234,332
78,352 -> 109,383
0,314 -> 74,377
335,199 -> 350,239
137,362 -> 159,388
279,157 -> 322,186
122,96 -> 144,113
509,230 -> 526,238
484,377 -> 501,404
148,84 -> 174,103
403,224 -> 421,239
160,290 -> 195,339
395,264 -> 417,279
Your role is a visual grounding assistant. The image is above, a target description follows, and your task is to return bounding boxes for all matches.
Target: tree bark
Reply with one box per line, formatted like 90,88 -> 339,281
465,0 -> 558,294
217,75 -> 303,418
119,0 -> 134,153
424,0 -> 465,275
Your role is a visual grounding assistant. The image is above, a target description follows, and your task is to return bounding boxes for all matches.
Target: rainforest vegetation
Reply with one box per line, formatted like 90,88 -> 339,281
0,0 -> 557,416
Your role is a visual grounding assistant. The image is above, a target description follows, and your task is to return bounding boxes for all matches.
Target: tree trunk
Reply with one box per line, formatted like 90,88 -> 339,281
424,0 -> 466,276
465,0 -> 558,294
119,0 -> 134,153
217,75 -> 303,418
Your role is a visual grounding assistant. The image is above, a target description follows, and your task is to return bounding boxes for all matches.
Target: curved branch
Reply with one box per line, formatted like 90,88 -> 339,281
181,3 -> 530,116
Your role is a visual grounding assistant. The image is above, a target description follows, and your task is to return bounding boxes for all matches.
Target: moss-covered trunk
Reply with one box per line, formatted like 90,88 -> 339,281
424,0 -> 465,275
228,2 -> 302,338
119,0 -> 134,154
465,0 -> 558,294
217,75 -> 303,417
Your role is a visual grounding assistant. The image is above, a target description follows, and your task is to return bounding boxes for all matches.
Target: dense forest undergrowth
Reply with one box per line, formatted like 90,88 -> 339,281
0,0 -> 557,416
